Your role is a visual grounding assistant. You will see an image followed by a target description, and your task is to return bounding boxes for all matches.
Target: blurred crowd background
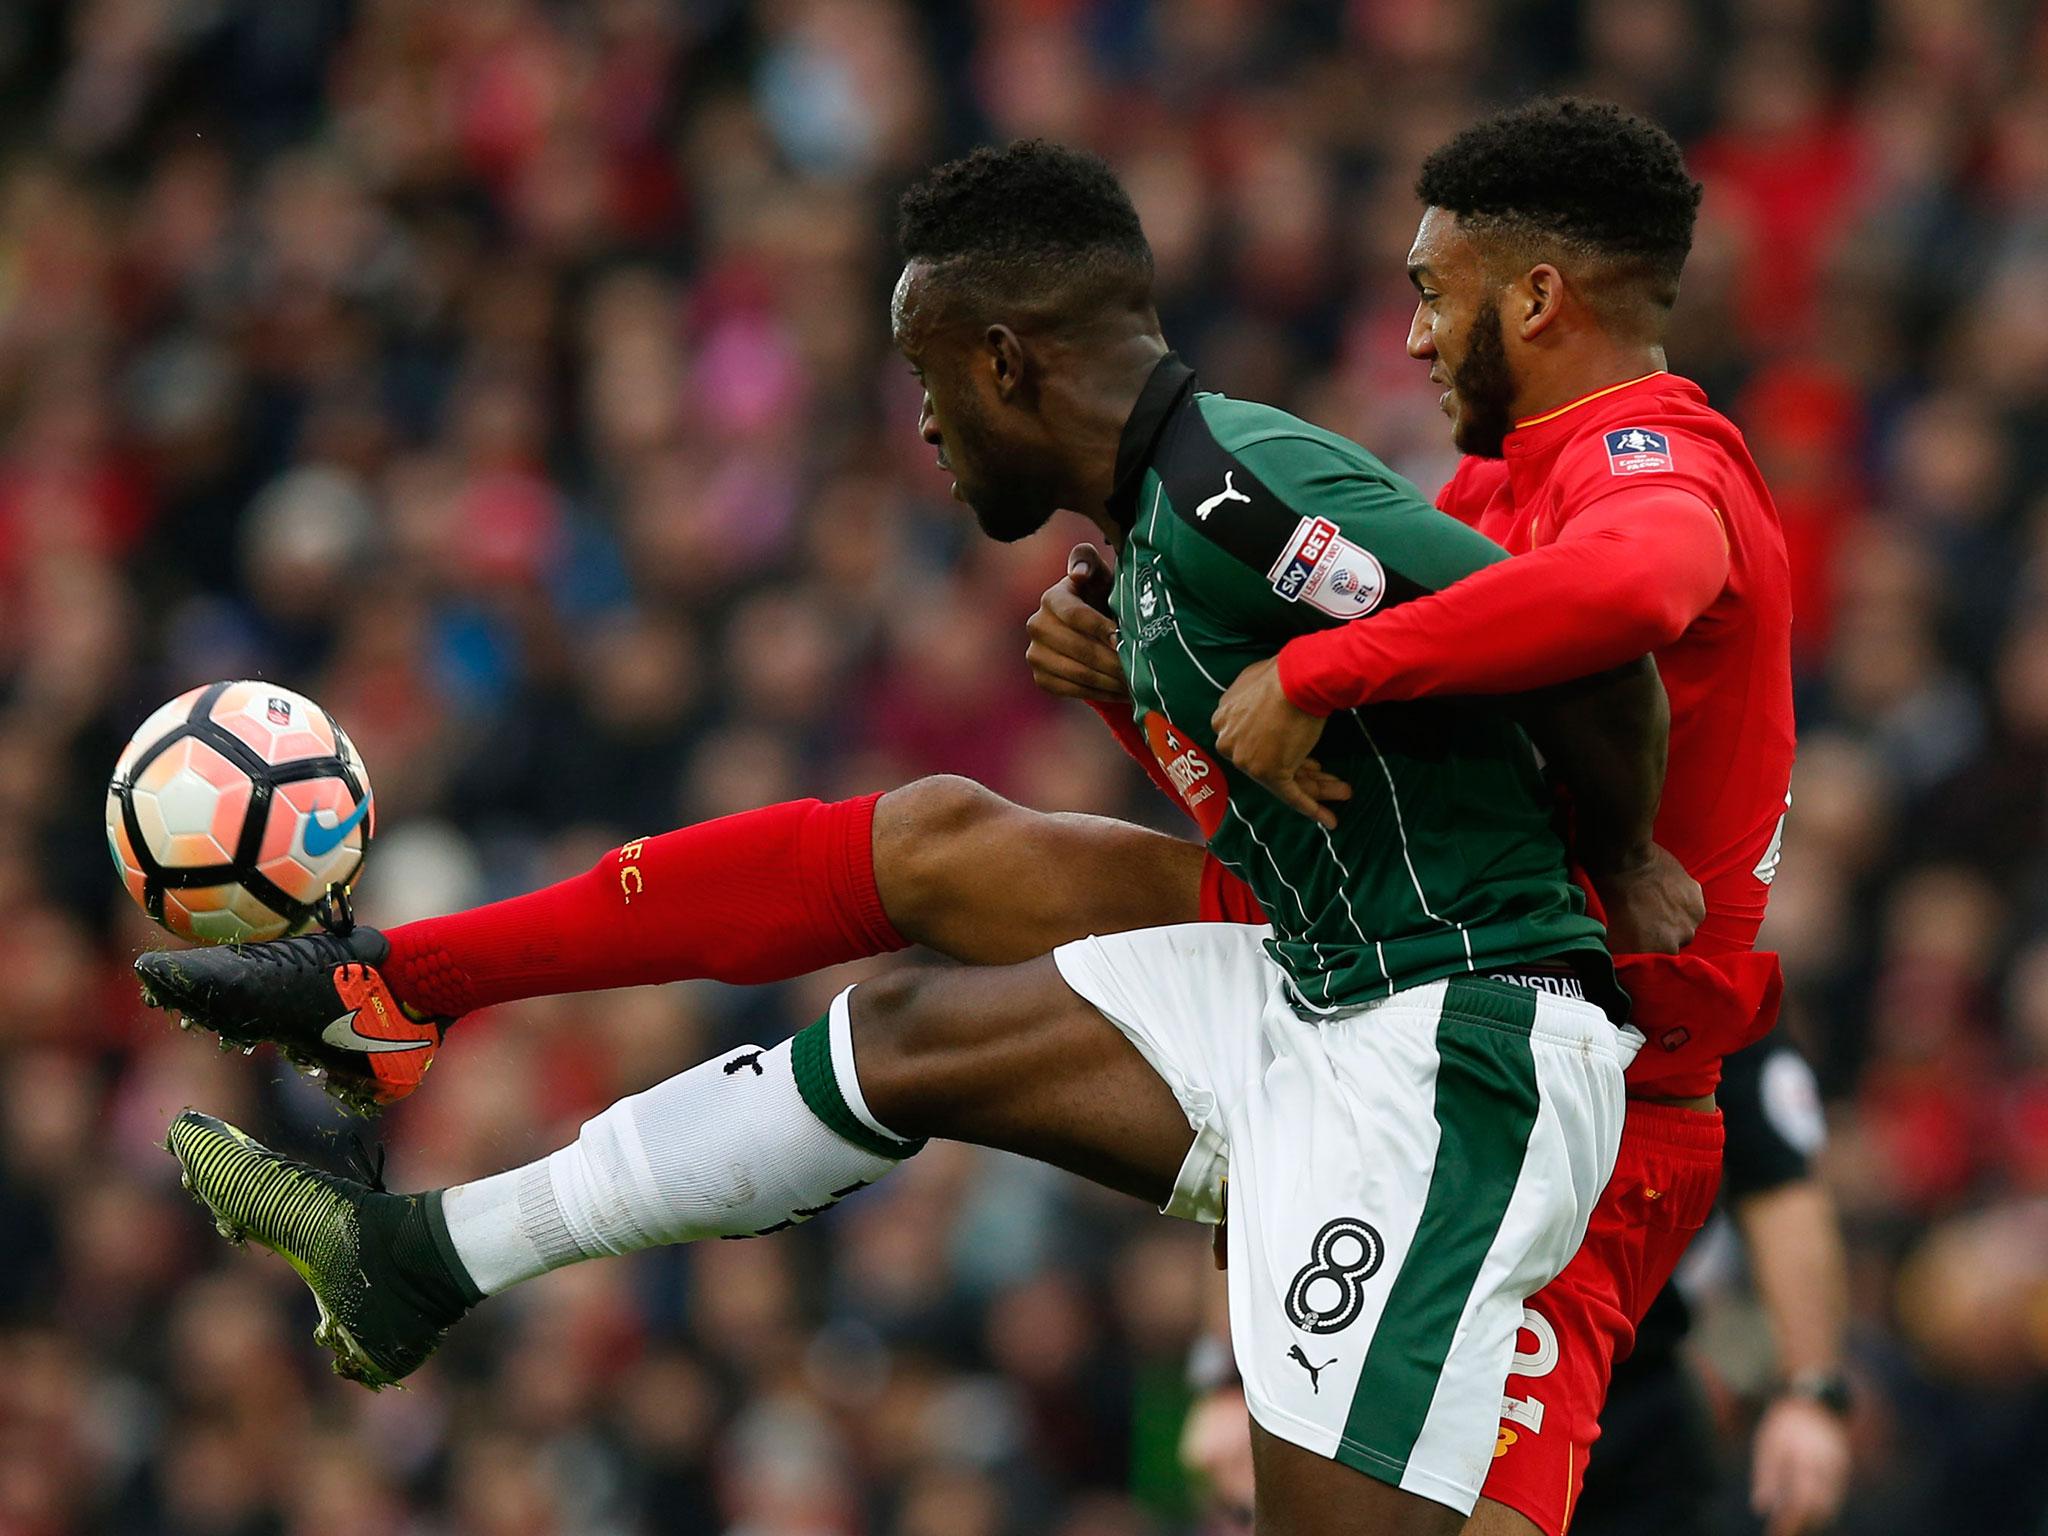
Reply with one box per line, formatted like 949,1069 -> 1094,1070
1,0 -> 2046,1532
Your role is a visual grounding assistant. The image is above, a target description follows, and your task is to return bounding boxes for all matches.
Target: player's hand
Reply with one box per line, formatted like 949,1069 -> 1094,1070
1751,1394 -> 1851,1536
1592,842 -> 1703,955
1212,657 -> 1345,829
1026,544 -> 1127,702
1180,1384 -> 1255,1524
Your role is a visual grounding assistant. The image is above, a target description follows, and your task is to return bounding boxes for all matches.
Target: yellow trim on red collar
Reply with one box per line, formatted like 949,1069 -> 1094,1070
1514,372 -> 1666,430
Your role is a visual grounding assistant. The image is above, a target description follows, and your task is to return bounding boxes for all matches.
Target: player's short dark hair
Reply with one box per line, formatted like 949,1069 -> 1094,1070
1418,98 -> 1703,315
897,140 -> 1154,326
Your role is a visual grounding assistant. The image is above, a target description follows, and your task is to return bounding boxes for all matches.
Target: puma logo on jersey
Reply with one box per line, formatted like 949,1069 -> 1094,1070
1195,472 -> 1250,520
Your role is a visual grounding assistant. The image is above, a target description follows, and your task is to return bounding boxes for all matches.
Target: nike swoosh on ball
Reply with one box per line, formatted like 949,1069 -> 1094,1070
302,798 -> 370,858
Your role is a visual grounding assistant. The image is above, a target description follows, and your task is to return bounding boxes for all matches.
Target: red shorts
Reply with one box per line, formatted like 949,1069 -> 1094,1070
1480,1100 -> 1724,1534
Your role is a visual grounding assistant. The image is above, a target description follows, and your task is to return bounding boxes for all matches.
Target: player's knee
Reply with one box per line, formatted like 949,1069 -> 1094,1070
873,775 -> 1019,930
880,775 -> 1013,857
844,968 -> 959,1134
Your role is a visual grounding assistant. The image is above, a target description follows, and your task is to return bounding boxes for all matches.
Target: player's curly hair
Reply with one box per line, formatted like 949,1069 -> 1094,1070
898,140 -> 1153,323
1418,98 -> 1703,311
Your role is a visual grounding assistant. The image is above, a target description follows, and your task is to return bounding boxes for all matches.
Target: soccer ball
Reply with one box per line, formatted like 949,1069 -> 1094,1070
106,681 -> 374,944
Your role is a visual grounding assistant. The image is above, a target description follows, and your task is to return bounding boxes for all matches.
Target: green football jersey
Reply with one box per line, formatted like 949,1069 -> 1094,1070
1106,355 -> 1607,1012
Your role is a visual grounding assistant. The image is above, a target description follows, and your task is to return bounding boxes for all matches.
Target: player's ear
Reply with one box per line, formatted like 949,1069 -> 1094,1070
1519,263 -> 1567,341
985,324 -> 1026,399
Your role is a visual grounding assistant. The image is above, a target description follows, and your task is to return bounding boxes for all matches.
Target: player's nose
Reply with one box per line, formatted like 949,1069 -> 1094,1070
1406,302 -> 1436,361
918,393 -> 942,447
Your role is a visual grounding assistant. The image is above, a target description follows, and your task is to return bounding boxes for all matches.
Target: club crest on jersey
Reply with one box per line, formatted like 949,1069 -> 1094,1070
1143,713 -> 1229,838
1604,427 -> 1673,476
1135,570 -> 1172,645
1267,515 -> 1386,619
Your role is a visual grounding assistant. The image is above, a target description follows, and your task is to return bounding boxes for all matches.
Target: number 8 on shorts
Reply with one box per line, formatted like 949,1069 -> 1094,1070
1286,1218 -> 1386,1334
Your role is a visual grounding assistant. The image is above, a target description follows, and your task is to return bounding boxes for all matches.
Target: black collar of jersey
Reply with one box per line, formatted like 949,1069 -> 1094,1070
1106,352 -> 1197,535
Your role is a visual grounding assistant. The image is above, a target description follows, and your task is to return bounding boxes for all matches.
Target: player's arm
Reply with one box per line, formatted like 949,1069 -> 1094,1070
1741,1185 -> 1853,1536
1720,1041 -> 1853,1536
1018,541 -> 1195,809
1199,441 -> 1696,942
1023,542 -> 1235,811
1206,440 -> 1676,835
1274,483 -> 1730,715
1027,544 -> 1347,825
1515,659 -> 1702,954
1740,1178 -> 1850,1391
1209,436 -> 1520,801
1026,545 -> 1130,704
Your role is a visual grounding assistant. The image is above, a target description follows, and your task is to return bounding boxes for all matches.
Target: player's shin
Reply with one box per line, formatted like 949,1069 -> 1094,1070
382,794 -> 906,1018
437,988 -> 919,1295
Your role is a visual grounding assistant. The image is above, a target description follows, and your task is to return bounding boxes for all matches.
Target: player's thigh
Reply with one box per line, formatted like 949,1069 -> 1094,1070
1460,1498 -> 1544,1536
1472,1287 -> 1612,1536
854,924 -> 1277,1216
1565,1358 -> 1719,1536
846,957 -> 1199,1208
1251,1423 -> 1462,1536
872,775 -> 1207,964
1479,1105 -> 1721,1536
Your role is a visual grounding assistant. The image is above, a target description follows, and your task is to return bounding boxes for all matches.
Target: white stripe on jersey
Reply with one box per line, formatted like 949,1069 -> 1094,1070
1143,477 -> 1388,994
1138,484 -> 1339,1005
1353,715 -> 1475,969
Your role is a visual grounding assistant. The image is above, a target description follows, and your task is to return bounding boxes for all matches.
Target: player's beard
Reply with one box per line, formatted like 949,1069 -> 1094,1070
949,393 -> 1061,543
1449,297 -> 1516,459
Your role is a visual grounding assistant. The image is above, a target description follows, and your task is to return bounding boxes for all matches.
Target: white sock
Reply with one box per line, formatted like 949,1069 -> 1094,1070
440,988 -> 918,1295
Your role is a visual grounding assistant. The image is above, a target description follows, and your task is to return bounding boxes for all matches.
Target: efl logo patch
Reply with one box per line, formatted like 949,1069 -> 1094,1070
1604,427 -> 1672,476
1267,516 -> 1386,619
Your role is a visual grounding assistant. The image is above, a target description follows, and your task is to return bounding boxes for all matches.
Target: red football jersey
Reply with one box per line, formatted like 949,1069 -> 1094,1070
1435,373 -> 1794,1092
1438,374 -> 1794,948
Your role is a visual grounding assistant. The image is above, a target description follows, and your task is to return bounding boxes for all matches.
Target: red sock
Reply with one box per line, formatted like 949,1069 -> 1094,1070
382,795 -> 906,1018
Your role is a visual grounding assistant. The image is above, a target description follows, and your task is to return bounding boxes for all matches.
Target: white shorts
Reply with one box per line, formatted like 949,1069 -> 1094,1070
1053,923 -> 1632,1514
